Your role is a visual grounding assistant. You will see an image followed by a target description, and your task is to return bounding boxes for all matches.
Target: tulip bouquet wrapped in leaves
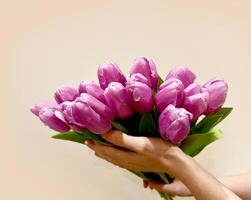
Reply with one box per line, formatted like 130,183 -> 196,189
31,57 -> 232,200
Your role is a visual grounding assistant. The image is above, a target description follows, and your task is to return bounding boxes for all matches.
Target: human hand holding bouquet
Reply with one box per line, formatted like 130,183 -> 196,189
31,57 -> 233,200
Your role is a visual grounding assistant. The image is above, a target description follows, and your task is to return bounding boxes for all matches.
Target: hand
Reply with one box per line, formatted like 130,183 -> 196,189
85,130 -> 242,200
143,179 -> 192,197
143,174 -> 251,199
85,130 -> 187,176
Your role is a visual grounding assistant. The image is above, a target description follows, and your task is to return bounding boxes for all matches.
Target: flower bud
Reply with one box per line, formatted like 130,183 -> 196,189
126,81 -> 154,113
79,80 -> 106,104
39,108 -> 71,132
98,61 -> 127,89
165,67 -> 196,88
203,77 -> 228,115
156,79 -> 184,113
54,86 -> 79,104
104,82 -> 134,119
130,57 -> 158,90
159,105 -> 192,144
30,102 -> 58,116
71,93 -> 113,134
129,73 -> 149,86
183,83 -> 209,122
60,101 -> 85,132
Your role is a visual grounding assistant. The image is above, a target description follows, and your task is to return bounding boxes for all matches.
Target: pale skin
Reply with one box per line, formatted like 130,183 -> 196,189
85,130 -> 245,200
143,173 -> 251,200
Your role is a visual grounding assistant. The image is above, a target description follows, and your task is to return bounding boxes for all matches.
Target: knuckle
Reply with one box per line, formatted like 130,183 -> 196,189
101,146 -> 109,153
121,158 -> 130,166
139,138 -> 149,151
105,132 -> 115,141
102,149 -> 112,157
109,130 -> 120,140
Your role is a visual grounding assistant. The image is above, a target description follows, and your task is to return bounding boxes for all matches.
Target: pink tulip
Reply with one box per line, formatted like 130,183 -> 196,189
71,93 -> 113,134
54,86 -> 79,104
30,101 -> 58,116
39,108 -> 71,132
98,61 -> 127,89
126,81 -> 154,113
183,83 -> 208,122
156,79 -> 184,113
60,101 -> 85,132
79,80 -> 106,104
165,67 -> 196,88
130,57 -> 158,90
203,77 -> 228,115
159,105 -> 192,144
104,82 -> 134,119
129,73 -> 150,86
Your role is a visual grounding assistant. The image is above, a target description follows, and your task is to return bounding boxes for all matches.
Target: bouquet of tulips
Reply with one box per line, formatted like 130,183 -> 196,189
31,57 -> 232,200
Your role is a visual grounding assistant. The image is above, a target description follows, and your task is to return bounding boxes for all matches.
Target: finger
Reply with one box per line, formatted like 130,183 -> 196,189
84,140 -> 94,145
86,140 -> 139,163
148,181 -> 177,195
86,142 -> 121,166
85,140 -> 143,172
94,150 -> 137,171
101,130 -> 151,153
85,140 -> 95,150
143,180 -> 149,188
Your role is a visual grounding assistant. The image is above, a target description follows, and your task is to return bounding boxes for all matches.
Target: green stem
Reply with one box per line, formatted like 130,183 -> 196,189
157,173 -> 174,200
129,171 -> 173,199
162,192 -> 173,200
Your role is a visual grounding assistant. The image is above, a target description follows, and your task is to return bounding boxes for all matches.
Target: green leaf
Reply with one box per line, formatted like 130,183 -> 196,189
138,113 -> 155,136
191,107 -> 233,134
180,128 -> 223,157
111,121 -> 128,133
158,173 -> 170,184
157,76 -> 164,88
52,130 -> 112,146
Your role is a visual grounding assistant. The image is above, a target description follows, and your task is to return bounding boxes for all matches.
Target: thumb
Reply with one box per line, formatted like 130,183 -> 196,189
147,180 -> 192,197
147,181 -> 178,195
101,130 -> 149,153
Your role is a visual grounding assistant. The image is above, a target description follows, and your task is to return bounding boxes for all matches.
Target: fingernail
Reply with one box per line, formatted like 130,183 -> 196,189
84,140 -> 92,145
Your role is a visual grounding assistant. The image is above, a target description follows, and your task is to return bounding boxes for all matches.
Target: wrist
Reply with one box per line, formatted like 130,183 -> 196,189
164,147 -> 193,178
168,155 -> 241,200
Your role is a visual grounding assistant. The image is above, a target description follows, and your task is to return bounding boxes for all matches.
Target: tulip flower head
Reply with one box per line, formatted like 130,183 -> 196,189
129,73 -> 150,86
79,80 -> 106,104
39,108 -> 71,132
98,61 -> 127,89
54,86 -> 79,104
60,101 -> 85,132
30,101 -> 59,117
156,78 -> 185,113
183,83 -> 209,122
203,77 -> 228,115
71,93 -> 113,134
165,67 -> 196,88
159,105 -> 192,144
130,57 -> 158,90
104,82 -> 134,119
126,81 -> 154,113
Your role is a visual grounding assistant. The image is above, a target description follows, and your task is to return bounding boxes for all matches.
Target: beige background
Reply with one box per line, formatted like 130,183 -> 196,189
1,0 -> 251,199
